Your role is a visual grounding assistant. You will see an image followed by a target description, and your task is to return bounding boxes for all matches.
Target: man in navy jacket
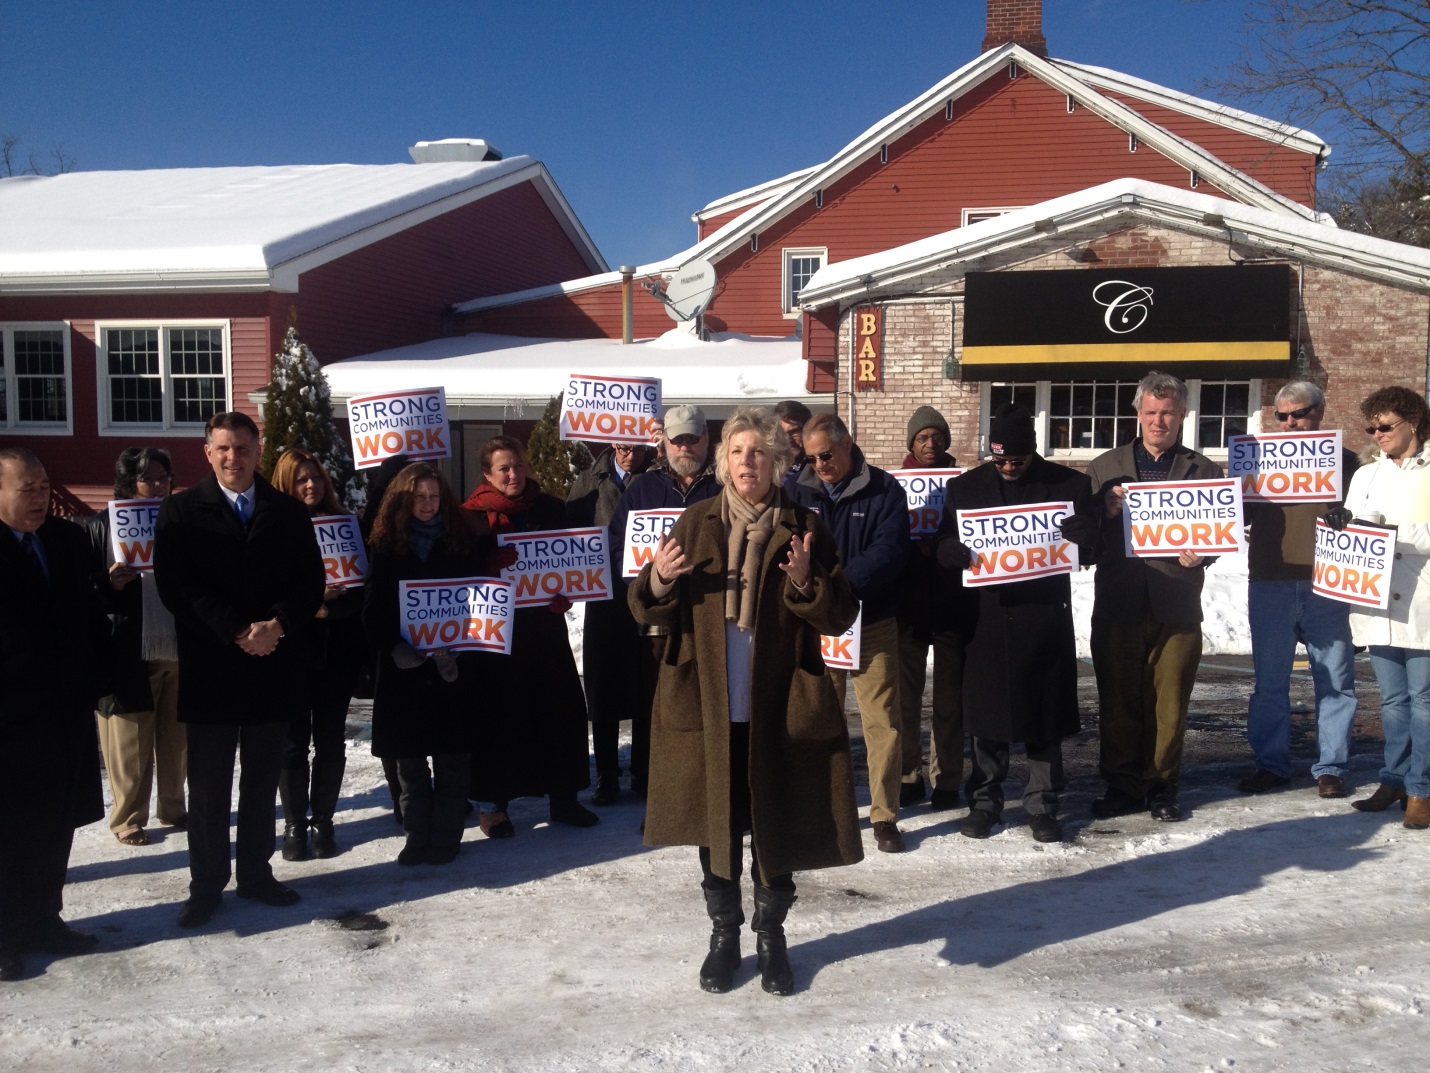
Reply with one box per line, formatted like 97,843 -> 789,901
785,414 -> 911,852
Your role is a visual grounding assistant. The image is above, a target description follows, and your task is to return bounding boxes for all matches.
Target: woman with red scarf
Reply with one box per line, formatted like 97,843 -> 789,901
463,437 -> 599,834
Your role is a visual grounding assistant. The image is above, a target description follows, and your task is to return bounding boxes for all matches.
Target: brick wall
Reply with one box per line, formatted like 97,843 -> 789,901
831,223 -> 1430,470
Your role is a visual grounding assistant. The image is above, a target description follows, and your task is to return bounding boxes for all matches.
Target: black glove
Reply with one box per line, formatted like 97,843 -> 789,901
935,539 -> 974,570
1058,512 -> 1099,546
1321,506 -> 1353,531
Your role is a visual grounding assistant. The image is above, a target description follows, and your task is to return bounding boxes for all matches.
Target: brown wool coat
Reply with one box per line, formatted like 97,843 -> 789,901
628,491 -> 863,881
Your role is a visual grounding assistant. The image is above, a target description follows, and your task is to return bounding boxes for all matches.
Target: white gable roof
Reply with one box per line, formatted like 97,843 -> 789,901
0,158 -> 606,294
797,178 -> 1430,307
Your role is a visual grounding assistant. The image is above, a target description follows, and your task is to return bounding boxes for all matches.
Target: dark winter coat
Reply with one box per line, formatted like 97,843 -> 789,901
629,490 -> 863,881
0,517 -> 108,831
565,447 -> 650,529
363,536 -> 488,759
1081,441 -> 1224,624
936,457 -> 1091,744
784,447 -> 910,624
464,492 -> 591,800
154,472 -> 326,725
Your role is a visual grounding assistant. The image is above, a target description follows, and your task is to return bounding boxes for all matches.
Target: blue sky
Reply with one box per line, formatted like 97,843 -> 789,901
6,1 -> 1299,267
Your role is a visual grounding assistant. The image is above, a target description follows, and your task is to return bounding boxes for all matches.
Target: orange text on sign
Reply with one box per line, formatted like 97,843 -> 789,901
355,427 -> 446,460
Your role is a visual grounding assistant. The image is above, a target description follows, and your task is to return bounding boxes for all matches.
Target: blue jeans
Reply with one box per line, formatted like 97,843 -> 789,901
1247,580 -> 1358,778
1368,646 -> 1430,798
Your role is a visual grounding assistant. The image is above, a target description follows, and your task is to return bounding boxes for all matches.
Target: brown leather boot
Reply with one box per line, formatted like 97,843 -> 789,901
1351,783 -> 1408,812
1404,796 -> 1430,830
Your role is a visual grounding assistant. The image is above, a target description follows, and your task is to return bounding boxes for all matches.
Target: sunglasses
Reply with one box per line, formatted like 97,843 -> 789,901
1365,419 -> 1406,436
991,456 -> 1030,468
1274,405 -> 1317,422
812,450 -> 839,463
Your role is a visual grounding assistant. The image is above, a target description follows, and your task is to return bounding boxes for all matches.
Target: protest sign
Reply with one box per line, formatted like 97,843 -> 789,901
1123,478 -> 1245,557
1313,521 -> 1392,610
622,509 -> 685,578
559,374 -> 662,445
820,608 -> 862,671
347,386 -> 450,469
498,526 -> 613,606
108,498 -> 162,571
311,514 -> 368,589
399,576 -> 513,655
1226,430 -> 1343,503
891,469 -> 963,537
957,501 -> 1077,587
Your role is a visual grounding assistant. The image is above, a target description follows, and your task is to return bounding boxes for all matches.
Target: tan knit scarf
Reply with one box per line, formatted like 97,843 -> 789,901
721,486 -> 778,630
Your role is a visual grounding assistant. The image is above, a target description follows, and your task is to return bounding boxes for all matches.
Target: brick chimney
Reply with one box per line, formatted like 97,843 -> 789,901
981,0 -> 1048,58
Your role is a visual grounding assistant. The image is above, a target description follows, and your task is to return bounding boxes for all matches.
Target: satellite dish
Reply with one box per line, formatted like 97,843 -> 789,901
662,259 -> 717,322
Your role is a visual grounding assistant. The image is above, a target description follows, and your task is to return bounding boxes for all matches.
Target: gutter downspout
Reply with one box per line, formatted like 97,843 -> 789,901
620,266 -> 636,344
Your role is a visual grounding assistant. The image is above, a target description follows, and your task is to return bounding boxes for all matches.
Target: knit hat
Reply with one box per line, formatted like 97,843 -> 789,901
987,404 -> 1036,456
906,405 -> 950,450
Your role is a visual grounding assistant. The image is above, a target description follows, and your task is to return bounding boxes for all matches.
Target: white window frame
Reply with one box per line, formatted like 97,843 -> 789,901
95,320 -> 233,436
979,377 -> 1261,461
0,322 -> 73,435
962,207 -> 1025,227
781,247 -> 827,317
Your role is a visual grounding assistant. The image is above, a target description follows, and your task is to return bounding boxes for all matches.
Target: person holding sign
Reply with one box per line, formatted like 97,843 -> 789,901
935,405 -> 1091,843
365,463 -> 487,865
0,448 -> 110,982
463,437 -> 599,832
80,446 -> 186,848
894,405 -> 968,811
629,406 -> 860,996
786,413 -> 912,853
566,439 -> 653,806
270,450 -> 365,861
1077,373 -> 1223,823
1239,383 -> 1360,799
154,412 -> 325,928
1327,386 -> 1430,829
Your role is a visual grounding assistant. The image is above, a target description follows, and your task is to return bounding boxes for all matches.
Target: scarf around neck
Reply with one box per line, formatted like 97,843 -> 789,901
408,513 -> 445,562
463,479 -> 542,534
721,486 -> 778,631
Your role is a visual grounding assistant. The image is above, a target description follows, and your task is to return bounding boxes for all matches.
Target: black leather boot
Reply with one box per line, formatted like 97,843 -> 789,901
751,885 -> 797,996
698,885 -> 744,993
278,769 -> 309,862
308,759 -> 345,858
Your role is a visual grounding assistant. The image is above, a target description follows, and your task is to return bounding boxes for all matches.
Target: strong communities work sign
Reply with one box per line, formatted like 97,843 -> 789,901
1313,521 -> 1392,610
1226,430 -> 1343,503
399,577 -> 514,655
956,502 -> 1078,586
498,527 -> 613,606
1122,478 -> 1245,557
558,374 -> 661,445
347,387 -> 450,470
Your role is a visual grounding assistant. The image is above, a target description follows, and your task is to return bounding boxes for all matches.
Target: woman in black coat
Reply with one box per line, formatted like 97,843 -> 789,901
462,436 -> 598,835
364,462 -> 488,866
270,449 -> 365,861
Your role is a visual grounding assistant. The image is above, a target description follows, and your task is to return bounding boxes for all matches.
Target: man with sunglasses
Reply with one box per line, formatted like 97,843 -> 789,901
608,406 -> 721,800
786,413 -> 912,852
1239,381 -> 1359,799
934,406 -> 1091,842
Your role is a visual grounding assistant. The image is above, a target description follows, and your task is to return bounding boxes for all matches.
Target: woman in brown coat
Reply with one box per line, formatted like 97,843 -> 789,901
629,406 -> 861,996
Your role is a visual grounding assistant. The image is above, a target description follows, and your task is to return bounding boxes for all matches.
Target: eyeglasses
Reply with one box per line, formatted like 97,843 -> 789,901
1365,419 -> 1407,436
1274,405 -> 1317,422
991,456 -> 1030,468
137,471 -> 173,485
613,444 -> 639,454
812,450 -> 838,463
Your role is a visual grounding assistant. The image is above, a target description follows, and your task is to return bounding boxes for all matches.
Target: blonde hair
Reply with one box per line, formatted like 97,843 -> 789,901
714,406 -> 794,486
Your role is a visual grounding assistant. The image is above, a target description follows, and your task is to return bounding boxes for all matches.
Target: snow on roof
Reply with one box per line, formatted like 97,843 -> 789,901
0,157 -> 605,293
692,165 -> 820,220
318,328 -> 817,417
797,178 -> 1430,307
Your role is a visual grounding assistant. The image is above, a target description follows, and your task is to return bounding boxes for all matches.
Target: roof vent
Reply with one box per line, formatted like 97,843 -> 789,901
409,138 -> 504,163
982,0 -> 1048,58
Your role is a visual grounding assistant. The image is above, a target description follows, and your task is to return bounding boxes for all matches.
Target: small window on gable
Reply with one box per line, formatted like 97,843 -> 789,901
962,207 -> 1024,227
0,324 -> 72,434
782,248 -> 827,316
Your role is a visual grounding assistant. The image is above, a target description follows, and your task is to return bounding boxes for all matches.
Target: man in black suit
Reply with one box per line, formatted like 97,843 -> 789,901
0,447 -> 109,981
154,412 -> 324,927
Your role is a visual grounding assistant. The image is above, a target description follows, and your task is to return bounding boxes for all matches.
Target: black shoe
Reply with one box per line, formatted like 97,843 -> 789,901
309,821 -> 337,859
281,822 -> 309,862
927,788 -> 960,811
959,809 -> 999,839
899,777 -> 927,808
550,800 -> 600,827
1237,769 -> 1291,794
177,894 -> 221,928
0,949 -> 23,981
235,880 -> 301,907
1149,793 -> 1183,822
699,886 -> 744,994
27,917 -> 99,954
397,842 -> 427,866
1028,813 -> 1063,843
1091,787 -> 1145,819
872,819 -> 905,852
425,845 -> 459,865
591,775 -> 621,806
